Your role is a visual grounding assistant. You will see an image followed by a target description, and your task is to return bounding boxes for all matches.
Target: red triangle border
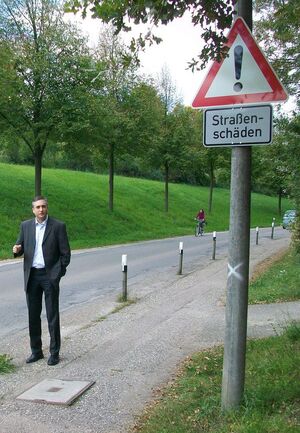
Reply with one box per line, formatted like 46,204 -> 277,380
192,17 -> 288,108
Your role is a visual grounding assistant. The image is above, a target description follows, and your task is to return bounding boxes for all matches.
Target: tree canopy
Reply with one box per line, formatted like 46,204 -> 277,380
254,0 -> 300,101
65,0 -> 236,69
0,0 -> 91,194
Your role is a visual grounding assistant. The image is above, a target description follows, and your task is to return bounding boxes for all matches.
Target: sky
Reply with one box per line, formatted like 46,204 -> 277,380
67,12 -> 207,106
125,15 -> 207,106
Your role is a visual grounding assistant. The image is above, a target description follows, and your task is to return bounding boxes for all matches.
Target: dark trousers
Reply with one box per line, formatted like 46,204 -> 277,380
26,269 -> 60,355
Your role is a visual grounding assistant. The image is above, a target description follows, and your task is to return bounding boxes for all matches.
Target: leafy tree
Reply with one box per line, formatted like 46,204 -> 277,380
168,106 -> 230,213
254,0 -> 300,100
0,0 -> 90,195
252,131 -> 290,215
87,26 -> 140,211
283,114 -> 300,252
122,80 -> 165,169
253,0 -> 299,250
154,65 -> 181,212
156,65 -> 180,115
203,147 -> 231,213
182,120 -> 231,213
63,0 -> 240,218
252,113 -> 299,216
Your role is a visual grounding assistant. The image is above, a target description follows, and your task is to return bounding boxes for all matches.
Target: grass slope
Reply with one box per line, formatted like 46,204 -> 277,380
0,162 -> 293,259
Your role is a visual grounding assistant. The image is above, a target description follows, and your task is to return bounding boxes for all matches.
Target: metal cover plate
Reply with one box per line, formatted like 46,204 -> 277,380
17,379 -> 95,406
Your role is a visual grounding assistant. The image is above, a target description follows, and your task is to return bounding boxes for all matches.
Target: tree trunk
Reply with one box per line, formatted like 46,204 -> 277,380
208,160 -> 214,214
34,149 -> 43,196
109,142 -> 114,212
164,161 -> 169,213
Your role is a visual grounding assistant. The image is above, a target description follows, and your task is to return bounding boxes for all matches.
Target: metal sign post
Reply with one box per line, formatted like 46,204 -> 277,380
221,0 -> 252,412
221,146 -> 251,410
191,0 -> 287,411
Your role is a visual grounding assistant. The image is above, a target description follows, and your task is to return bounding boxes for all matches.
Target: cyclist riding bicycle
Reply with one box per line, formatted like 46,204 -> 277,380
195,208 -> 206,236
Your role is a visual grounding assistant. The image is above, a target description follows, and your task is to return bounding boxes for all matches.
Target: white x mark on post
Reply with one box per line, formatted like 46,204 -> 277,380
227,262 -> 243,282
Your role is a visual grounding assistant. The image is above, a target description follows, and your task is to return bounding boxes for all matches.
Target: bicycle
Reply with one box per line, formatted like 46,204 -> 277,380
195,219 -> 205,236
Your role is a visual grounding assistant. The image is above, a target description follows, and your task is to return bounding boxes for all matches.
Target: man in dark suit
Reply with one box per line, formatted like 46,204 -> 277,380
13,196 -> 71,366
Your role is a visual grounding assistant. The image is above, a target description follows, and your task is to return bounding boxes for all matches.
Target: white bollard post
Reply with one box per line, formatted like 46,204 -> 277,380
178,242 -> 184,275
212,231 -> 217,260
122,254 -> 128,301
271,218 -> 275,239
256,226 -> 259,245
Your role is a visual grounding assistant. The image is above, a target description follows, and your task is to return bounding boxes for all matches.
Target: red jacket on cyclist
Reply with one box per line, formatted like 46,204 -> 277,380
196,209 -> 205,222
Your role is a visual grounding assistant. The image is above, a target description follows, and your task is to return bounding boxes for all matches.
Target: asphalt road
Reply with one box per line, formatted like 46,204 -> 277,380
0,227 -> 285,339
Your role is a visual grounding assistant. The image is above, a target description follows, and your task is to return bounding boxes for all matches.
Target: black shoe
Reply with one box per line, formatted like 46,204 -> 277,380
47,354 -> 59,366
26,352 -> 44,363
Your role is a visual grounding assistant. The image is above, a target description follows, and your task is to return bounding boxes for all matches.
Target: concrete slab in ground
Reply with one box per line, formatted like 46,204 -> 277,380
17,379 -> 95,406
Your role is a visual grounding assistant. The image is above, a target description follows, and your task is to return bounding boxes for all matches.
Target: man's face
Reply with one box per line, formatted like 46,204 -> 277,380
32,199 -> 48,222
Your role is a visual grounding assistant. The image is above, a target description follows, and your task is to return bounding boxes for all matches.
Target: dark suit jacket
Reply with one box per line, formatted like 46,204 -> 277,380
15,216 -> 71,291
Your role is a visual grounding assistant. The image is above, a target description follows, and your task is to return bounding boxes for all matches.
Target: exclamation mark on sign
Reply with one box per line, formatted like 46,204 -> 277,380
233,45 -> 243,92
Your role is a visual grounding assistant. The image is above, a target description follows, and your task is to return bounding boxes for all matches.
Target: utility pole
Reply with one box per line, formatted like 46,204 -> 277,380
221,0 -> 253,411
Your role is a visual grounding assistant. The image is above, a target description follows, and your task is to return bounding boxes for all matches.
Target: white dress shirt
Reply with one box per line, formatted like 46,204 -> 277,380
32,217 -> 48,269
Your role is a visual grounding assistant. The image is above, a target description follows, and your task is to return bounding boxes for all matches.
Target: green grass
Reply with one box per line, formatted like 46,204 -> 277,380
133,322 -> 300,433
0,162 -> 294,259
249,250 -> 300,304
0,354 -> 15,374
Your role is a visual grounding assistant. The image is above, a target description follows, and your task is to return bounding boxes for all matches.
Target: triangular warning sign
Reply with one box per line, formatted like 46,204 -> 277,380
192,17 -> 288,108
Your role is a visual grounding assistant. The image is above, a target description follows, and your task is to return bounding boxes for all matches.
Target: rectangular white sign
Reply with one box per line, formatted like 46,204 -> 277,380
204,104 -> 272,147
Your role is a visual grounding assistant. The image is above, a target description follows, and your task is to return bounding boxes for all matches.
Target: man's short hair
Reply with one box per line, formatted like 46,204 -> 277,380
32,196 -> 48,207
